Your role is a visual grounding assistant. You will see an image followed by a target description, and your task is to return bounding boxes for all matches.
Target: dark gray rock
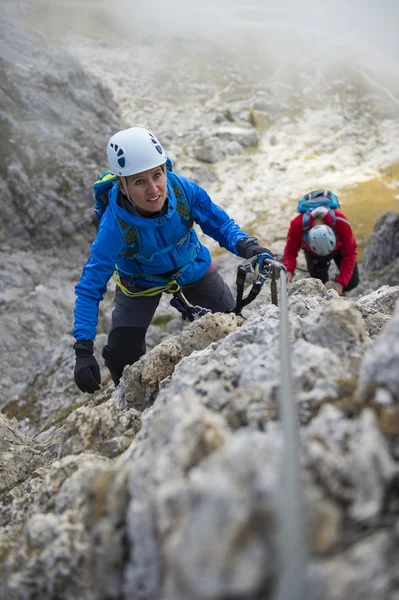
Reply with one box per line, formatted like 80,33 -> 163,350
363,211 -> 399,273
0,18 -> 120,251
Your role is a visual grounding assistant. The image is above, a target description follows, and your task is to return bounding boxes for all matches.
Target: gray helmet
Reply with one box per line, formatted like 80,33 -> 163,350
308,224 -> 336,255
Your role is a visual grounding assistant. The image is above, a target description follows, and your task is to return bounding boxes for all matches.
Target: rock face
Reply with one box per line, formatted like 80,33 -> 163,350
1,281 -> 399,599
363,211 -> 399,273
0,413 -> 47,494
0,17 -> 119,250
118,312 -> 241,411
356,211 -> 399,297
357,297 -> 399,405
0,16 -> 120,407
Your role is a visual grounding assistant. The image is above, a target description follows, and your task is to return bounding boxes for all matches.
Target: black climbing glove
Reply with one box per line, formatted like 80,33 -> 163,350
236,237 -> 275,260
73,340 -> 101,394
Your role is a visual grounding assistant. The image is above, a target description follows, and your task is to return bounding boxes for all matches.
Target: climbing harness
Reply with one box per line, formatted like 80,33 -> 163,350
273,268 -> 309,600
113,270 -> 210,322
113,271 -> 181,297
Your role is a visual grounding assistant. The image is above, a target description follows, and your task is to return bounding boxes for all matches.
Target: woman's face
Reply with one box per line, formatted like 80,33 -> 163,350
119,165 -> 167,215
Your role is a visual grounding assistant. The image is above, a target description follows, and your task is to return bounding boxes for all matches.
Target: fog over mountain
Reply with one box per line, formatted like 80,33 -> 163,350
122,0 -> 399,64
7,0 -> 398,114
1,2 -> 399,598
8,0 -> 399,77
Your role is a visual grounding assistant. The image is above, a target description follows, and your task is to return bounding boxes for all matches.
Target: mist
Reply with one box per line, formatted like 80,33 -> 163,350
114,0 -> 399,84
10,0 -> 399,90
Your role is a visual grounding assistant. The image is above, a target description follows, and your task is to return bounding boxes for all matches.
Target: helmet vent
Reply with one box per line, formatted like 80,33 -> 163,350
107,127 -> 167,176
110,143 -> 126,167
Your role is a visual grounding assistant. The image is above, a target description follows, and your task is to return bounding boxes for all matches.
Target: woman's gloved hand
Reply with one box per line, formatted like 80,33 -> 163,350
236,237 -> 275,260
73,340 -> 101,393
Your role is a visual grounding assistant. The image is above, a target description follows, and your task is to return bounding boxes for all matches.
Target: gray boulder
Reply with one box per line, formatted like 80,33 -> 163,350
363,211 -> 399,273
0,17 -> 120,250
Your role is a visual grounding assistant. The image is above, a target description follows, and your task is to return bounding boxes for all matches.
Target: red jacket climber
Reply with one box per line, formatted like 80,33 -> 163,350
283,193 -> 359,295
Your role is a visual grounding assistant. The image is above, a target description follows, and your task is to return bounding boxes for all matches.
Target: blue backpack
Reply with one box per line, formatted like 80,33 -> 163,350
92,158 -> 193,258
297,189 -> 340,243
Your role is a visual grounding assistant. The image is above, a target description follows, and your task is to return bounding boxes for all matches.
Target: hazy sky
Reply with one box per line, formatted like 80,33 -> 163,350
115,0 -> 399,50
112,0 -> 399,80
11,0 -> 399,87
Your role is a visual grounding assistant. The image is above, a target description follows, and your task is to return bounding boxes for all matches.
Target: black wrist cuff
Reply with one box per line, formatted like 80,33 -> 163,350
236,237 -> 258,257
73,340 -> 94,356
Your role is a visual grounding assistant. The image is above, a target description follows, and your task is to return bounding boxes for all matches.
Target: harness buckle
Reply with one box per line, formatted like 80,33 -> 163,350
176,233 -> 188,247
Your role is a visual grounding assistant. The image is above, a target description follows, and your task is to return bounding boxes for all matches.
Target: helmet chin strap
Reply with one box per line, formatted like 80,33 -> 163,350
120,176 -> 135,206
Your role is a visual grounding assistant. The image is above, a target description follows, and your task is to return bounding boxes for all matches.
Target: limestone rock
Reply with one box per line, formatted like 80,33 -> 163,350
59,393 -> 141,459
118,312 -> 241,411
304,405 -> 398,523
0,413 -> 44,494
302,299 -> 367,359
357,299 -> 399,403
363,211 -> 399,272
287,277 -> 327,298
353,285 -> 399,317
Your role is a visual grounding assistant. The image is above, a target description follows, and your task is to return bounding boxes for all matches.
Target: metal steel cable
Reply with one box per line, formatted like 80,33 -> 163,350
234,258 -> 309,597
273,269 -> 309,600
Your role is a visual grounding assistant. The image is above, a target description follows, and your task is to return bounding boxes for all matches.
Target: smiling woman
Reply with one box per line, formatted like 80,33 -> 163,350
106,127 -> 168,215
120,167 -> 167,216
72,126 -> 275,393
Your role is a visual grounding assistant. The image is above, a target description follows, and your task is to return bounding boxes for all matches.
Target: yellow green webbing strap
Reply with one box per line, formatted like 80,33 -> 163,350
112,271 -> 180,297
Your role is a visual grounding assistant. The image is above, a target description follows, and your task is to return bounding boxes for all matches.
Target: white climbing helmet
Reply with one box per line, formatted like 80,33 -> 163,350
106,127 -> 167,176
308,224 -> 336,255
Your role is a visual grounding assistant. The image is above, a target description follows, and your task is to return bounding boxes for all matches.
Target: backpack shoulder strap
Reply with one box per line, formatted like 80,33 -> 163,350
167,172 -> 194,230
303,208 -> 344,241
93,171 -> 117,221
335,216 -> 350,227
329,208 -> 336,231
107,170 -> 195,260
109,205 -> 140,258
302,210 -> 312,242
327,209 -> 351,230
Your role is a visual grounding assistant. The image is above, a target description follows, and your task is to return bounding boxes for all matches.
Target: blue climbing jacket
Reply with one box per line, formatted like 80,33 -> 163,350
73,172 -> 251,340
